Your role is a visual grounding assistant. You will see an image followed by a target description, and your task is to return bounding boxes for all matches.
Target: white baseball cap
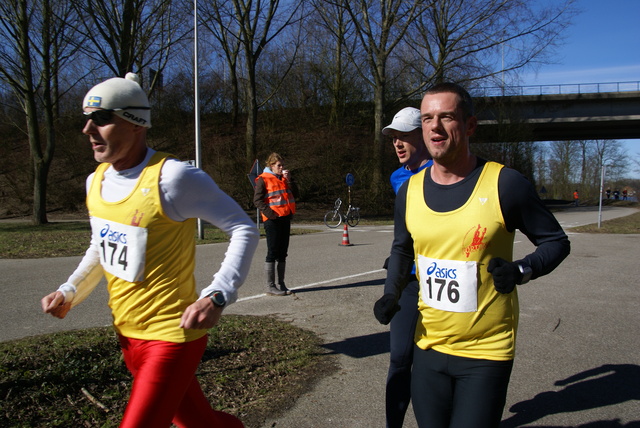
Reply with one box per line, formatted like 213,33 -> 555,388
82,73 -> 151,128
382,107 -> 421,135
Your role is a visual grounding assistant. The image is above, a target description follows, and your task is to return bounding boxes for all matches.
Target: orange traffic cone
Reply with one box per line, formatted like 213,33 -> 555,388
339,223 -> 353,246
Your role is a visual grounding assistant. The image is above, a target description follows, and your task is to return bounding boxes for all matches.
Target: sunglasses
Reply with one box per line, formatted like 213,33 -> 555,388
83,106 -> 150,127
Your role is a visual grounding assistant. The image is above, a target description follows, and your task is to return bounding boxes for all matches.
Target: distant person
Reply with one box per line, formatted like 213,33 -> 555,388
375,82 -> 570,428
606,188 -> 611,199
622,189 -> 628,200
573,190 -> 579,207
254,153 -> 299,296
614,189 -> 620,200
378,107 -> 432,428
41,73 -> 259,427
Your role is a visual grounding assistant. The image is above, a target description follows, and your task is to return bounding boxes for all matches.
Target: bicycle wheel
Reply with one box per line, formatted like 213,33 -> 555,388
346,207 -> 360,227
324,210 -> 343,228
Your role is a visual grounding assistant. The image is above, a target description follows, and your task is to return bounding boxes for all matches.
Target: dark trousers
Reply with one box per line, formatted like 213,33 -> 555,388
386,279 -> 420,428
264,215 -> 291,263
411,348 -> 513,428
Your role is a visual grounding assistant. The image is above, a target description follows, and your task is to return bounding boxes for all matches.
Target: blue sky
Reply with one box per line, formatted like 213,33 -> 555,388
521,0 -> 640,178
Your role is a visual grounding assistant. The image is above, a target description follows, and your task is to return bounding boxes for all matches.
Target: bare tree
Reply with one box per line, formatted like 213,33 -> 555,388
223,0 -> 306,163
340,0 -> 428,194
592,139 -> 627,194
548,140 -> 578,199
199,0 -> 243,125
309,0 -> 357,126
408,0 -> 578,89
533,142 -> 550,195
546,139 -> 626,200
0,0 -> 81,224
630,151 -> 640,178
72,0 -> 190,92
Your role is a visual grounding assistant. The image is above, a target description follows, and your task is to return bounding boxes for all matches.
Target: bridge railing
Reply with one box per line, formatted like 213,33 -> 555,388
476,81 -> 640,97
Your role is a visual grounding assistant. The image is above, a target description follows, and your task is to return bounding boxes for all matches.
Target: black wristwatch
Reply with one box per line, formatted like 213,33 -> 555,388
208,291 -> 226,308
517,263 -> 533,285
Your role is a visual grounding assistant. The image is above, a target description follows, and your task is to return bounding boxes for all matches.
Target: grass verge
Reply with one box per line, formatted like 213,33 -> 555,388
568,210 -> 640,234
0,316 -> 337,428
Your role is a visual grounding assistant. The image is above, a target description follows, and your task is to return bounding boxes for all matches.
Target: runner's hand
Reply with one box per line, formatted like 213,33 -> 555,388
180,298 -> 223,330
373,294 -> 400,325
487,257 -> 520,294
41,291 -> 71,319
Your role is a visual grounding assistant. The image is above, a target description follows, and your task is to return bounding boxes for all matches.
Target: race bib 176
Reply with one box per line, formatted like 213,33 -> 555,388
417,255 -> 478,313
90,217 -> 147,282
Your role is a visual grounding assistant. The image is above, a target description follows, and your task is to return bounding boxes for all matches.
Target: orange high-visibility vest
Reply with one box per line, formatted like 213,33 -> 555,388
257,173 -> 296,222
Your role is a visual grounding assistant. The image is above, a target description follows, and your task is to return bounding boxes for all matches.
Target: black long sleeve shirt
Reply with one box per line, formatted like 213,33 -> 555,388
384,158 -> 571,297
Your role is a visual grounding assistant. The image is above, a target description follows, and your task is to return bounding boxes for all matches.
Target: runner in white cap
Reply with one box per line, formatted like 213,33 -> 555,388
41,73 -> 259,427
378,106 -> 432,428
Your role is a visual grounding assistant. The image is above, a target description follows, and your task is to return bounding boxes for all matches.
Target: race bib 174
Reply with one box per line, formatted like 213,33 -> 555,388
90,217 -> 147,282
417,255 -> 478,313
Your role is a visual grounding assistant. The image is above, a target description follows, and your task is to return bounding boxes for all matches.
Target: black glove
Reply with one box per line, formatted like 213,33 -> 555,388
374,294 -> 401,325
487,257 -> 520,294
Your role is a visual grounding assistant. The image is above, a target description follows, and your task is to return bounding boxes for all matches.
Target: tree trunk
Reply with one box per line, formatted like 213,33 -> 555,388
32,157 -> 50,225
246,101 -> 257,164
245,75 -> 258,163
372,86 -> 385,191
231,70 -> 239,127
371,66 -> 386,203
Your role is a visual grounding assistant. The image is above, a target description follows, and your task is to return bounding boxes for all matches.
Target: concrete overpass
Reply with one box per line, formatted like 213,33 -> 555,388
472,83 -> 640,143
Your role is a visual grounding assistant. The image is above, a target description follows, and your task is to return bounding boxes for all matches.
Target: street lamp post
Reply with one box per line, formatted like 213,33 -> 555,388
194,0 -> 203,239
598,163 -> 611,228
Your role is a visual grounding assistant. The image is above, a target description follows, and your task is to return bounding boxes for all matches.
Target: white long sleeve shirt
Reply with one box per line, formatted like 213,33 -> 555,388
58,148 -> 259,307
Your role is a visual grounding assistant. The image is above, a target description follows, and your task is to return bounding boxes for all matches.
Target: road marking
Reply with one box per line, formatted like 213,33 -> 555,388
237,269 -> 386,302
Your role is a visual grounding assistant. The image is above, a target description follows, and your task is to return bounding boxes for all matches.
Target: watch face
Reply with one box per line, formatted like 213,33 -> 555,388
211,292 -> 226,307
518,264 -> 532,284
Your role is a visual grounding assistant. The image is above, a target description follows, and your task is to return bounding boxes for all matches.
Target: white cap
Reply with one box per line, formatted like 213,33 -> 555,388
382,107 -> 421,135
82,73 -> 151,128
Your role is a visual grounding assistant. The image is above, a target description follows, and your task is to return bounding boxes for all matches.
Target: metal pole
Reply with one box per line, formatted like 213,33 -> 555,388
194,0 -> 204,239
598,163 -> 605,228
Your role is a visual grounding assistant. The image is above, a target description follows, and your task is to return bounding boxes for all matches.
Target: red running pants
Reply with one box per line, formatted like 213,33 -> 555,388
118,335 -> 243,428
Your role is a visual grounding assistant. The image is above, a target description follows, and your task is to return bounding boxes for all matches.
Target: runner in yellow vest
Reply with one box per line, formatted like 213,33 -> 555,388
41,73 -> 259,427
375,83 -> 570,428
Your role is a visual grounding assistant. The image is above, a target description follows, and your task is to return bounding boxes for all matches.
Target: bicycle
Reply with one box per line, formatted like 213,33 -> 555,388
324,197 -> 360,228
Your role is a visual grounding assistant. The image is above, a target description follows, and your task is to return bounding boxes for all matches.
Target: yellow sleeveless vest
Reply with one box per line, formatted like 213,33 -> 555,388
406,162 -> 518,361
87,152 -> 205,343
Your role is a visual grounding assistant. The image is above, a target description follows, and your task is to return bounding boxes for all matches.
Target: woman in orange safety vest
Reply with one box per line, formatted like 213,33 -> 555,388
253,153 -> 299,296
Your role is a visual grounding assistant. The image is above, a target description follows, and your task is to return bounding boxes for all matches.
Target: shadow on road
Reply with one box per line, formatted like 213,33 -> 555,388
321,331 -> 389,359
501,364 -> 640,428
293,278 -> 384,294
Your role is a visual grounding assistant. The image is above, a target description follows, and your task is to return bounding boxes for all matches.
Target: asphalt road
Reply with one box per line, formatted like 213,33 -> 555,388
1,206 -> 639,427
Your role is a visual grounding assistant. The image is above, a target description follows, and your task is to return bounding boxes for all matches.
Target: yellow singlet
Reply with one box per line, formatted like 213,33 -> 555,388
406,162 -> 518,361
87,152 -> 205,343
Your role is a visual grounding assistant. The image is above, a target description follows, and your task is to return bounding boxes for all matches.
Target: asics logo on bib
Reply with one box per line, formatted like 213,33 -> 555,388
426,261 -> 457,279
100,224 -> 128,244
